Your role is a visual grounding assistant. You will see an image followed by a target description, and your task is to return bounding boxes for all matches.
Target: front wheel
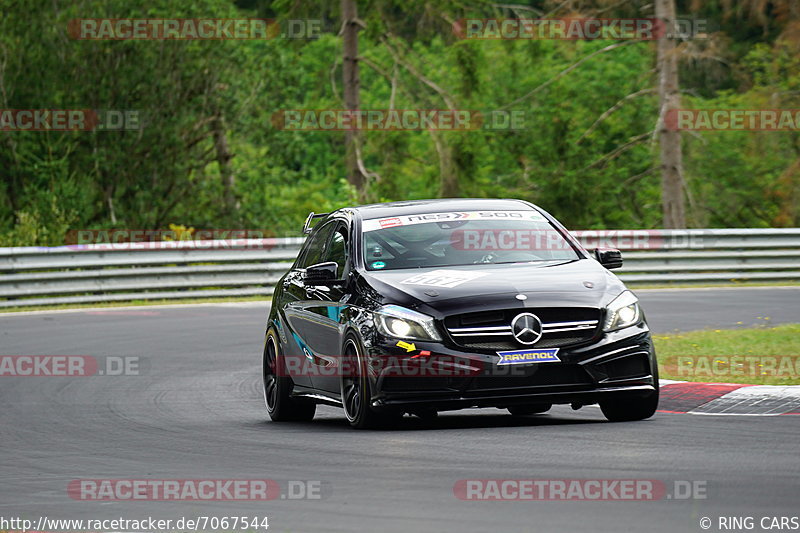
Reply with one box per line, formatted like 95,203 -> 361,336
263,330 -> 316,422
341,336 -> 388,429
600,389 -> 659,422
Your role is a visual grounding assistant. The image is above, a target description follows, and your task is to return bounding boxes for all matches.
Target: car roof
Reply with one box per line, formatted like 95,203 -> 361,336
345,198 -> 536,219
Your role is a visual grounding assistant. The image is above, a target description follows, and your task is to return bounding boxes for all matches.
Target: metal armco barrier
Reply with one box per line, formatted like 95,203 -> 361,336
0,229 -> 798,308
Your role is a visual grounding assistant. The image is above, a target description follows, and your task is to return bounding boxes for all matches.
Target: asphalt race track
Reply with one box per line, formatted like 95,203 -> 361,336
636,286 -> 800,332
1,287 -> 799,533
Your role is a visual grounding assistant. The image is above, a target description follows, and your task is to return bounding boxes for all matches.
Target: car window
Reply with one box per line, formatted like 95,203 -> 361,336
323,226 -> 349,278
297,221 -> 335,269
361,210 -> 580,271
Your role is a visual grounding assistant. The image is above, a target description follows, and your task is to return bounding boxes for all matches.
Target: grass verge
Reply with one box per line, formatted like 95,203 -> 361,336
654,324 -> 800,385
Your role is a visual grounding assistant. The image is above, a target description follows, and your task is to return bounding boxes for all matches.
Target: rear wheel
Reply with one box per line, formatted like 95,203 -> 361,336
600,389 -> 659,422
341,336 -> 387,429
263,330 -> 316,422
508,403 -> 552,416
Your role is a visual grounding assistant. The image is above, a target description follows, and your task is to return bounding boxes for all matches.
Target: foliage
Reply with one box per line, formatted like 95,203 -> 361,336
0,0 -> 798,245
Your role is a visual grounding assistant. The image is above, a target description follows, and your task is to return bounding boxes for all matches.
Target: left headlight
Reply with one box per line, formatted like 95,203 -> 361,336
603,291 -> 641,332
374,305 -> 442,341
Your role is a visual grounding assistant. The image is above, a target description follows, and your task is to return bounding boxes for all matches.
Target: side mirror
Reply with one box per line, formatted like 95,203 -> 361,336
304,261 -> 340,285
594,248 -> 623,270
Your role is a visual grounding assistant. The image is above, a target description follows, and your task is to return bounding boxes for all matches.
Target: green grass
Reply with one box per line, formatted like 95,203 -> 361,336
655,324 -> 800,385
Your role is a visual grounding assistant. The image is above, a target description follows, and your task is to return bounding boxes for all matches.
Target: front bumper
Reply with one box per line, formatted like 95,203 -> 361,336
364,322 -> 657,412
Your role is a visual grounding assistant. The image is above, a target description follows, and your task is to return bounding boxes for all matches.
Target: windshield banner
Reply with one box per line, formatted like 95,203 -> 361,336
362,210 -> 546,232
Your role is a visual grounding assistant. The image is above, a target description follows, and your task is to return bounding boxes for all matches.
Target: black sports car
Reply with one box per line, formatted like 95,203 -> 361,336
263,198 -> 659,428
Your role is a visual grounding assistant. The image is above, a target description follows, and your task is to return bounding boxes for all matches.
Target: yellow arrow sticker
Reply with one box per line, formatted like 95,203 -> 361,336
396,341 -> 416,353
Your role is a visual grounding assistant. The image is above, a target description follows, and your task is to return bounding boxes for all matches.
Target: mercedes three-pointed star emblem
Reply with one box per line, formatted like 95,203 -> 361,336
510,312 -> 543,345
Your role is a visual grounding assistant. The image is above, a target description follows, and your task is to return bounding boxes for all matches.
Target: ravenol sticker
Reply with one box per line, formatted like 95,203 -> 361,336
497,348 -> 560,365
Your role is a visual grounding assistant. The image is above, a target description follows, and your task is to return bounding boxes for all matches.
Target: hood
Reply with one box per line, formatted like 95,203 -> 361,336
361,259 -> 626,317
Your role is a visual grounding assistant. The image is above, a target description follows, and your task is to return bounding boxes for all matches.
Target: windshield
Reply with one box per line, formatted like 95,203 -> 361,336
362,210 -> 580,270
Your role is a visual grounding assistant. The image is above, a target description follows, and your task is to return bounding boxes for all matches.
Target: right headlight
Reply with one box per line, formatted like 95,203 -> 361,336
603,291 -> 641,332
374,305 -> 442,341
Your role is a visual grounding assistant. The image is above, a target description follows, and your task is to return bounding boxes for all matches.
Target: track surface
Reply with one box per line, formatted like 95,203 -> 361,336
1,288 -> 799,533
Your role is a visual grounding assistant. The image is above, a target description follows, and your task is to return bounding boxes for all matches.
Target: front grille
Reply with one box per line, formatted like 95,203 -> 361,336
444,308 -> 601,352
459,341 -> 518,351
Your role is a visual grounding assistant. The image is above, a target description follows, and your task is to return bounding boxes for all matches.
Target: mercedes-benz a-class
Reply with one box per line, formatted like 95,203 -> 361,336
263,199 -> 659,428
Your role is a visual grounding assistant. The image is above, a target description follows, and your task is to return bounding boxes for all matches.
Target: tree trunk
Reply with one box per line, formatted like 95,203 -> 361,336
656,0 -> 686,229
2,137 -> 20,213
431,131 -> 459,197
211,113 -> 236,217
773,158 -> 800,227
341,0 -> 367,201
104,184 -> 117,224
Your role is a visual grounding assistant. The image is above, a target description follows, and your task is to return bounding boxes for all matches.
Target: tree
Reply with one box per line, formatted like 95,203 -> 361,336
656,0 -> 686,228
341,0 -> 369,201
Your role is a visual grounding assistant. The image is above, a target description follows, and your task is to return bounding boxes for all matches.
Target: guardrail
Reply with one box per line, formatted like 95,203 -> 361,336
0,229 -> 798,308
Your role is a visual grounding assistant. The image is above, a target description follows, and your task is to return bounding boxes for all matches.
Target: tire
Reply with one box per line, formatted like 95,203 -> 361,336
341,335 -> 387,429
600,389 -> 659,422
508,403 -> 552,416
263,329 -> 316,422
600,355 -> 660,422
